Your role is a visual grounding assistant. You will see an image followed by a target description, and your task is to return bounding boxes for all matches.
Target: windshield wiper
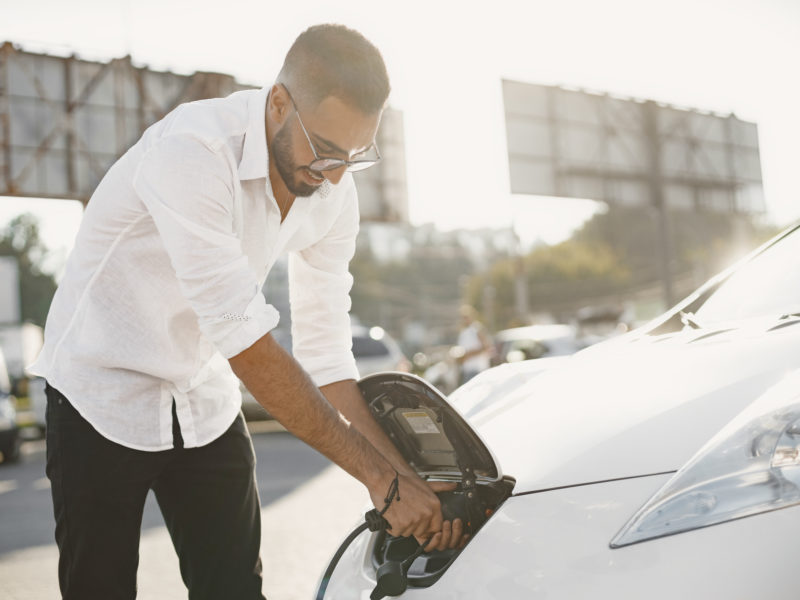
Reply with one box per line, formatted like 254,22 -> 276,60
768,313 -> 800,332
679,311 -> 704,330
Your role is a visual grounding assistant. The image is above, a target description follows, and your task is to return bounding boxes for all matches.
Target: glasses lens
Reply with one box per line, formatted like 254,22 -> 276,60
309,158 -> 346,172
346,160 -> 379,173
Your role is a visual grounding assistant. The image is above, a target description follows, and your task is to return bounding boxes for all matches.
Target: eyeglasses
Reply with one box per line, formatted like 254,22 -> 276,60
283,85 -> 381,173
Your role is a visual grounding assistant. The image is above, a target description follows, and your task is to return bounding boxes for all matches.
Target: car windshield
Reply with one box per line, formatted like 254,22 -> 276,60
694,226 -> 800,326
352,336 -> 390,358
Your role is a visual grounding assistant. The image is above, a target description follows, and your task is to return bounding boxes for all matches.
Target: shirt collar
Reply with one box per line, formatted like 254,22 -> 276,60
238,86 -> 270,181
238,85 -> 335,204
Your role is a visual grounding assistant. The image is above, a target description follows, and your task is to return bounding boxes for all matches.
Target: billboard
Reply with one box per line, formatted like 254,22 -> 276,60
503,79 -> 764,213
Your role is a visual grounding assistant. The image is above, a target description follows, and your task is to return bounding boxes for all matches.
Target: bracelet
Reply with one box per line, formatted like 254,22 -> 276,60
379,468 -> 401,516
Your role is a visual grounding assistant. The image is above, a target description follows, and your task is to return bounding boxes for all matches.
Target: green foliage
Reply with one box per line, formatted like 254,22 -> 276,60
465,206 -> 779,329
349,231 -> 480,346
0,214 -> 58,326
574,205 -> 781,286
466,240 -> 630,328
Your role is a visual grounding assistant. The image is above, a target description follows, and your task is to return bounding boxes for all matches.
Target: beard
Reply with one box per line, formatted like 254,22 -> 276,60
271,122 -> 323,198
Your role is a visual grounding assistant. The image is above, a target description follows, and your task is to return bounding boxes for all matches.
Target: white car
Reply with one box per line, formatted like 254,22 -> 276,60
492,323 -> 586,364
351,325 -> 410,377
241,324 -> 408,420
319,222 -> 800,599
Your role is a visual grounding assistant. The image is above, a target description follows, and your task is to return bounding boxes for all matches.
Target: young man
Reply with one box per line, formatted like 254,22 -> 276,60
33,25 -> 462,599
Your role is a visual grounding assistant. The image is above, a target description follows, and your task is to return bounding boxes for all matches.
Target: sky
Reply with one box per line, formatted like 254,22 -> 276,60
1,0 -> 799,268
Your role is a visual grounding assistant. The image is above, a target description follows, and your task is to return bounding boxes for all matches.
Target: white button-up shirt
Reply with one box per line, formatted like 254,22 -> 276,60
31,86 -> 361,451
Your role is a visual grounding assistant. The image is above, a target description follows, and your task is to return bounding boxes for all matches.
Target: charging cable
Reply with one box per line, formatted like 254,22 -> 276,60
316,470 -> 432,600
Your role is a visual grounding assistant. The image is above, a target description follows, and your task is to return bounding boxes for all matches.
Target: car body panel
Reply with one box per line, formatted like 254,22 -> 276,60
324,474 -> 800,599
449,321 -> 800,493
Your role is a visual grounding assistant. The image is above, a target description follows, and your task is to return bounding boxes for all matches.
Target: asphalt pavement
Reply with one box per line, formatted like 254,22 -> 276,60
0,423 -> 370,600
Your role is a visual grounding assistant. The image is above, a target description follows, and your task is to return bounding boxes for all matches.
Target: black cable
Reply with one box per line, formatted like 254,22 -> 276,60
315,520 -> 371,600
316,472 -> 399,600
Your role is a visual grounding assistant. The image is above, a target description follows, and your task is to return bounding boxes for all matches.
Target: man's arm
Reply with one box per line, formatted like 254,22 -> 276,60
320,379 -> 466,551
229,332 -> 444,541
319,379 -> 416,476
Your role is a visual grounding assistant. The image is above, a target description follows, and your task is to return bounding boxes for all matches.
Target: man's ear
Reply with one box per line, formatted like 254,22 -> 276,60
268,84 -> 290,125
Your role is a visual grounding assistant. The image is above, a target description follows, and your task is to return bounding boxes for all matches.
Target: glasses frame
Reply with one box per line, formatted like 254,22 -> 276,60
282,85 -> 381,173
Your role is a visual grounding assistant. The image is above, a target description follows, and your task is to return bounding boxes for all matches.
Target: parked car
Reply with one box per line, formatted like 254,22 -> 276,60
319,222 -> 800,598
424,324 -> 586,395
0,348 -> 20,463
352,325 -> 410,377
491,323 -> 586,365
241,324 -> 409,420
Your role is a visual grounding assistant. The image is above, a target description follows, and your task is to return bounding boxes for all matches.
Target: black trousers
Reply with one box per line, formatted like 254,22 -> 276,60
45,384 -> 267,600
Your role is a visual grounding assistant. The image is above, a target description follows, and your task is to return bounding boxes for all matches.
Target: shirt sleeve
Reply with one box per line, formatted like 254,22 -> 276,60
288,182 -> 360,387
132,133 -> 279,359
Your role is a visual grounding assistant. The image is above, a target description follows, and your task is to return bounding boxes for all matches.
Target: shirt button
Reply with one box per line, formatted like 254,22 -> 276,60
58,398 -> 63,405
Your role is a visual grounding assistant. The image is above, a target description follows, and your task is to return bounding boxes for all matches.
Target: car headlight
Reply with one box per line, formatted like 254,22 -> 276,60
611,369 -> 800,548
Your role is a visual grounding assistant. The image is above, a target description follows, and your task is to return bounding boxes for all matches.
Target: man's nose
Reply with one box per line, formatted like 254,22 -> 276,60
323,164 -> 349,185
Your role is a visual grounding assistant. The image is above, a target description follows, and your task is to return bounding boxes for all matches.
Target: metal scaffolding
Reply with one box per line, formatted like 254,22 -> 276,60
0,42 -> 248,204
0,42 -> 410,223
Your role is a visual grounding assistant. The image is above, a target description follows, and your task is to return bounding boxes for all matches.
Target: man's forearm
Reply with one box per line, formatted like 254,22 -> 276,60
320,379 -> 416,476
229,333 -> 454,542
229,334 -> 394,490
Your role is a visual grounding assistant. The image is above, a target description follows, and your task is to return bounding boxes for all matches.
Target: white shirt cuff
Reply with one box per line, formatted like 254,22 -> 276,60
213,293 -> 280,359
300,355 -> 360,387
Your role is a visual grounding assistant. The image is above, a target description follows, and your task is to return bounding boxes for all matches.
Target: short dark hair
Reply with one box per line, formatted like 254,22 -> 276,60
278,24 -> 390,114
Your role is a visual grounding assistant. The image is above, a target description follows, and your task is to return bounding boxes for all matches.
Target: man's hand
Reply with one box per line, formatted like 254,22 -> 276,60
419,481 -> 469,551
368,472 -> 441,539
369,474 -> 468,551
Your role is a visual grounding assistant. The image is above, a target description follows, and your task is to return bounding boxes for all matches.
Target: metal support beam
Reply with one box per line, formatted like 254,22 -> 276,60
643,100 -> 674,308
64,54 -> 77,195
0,43 -> 11,195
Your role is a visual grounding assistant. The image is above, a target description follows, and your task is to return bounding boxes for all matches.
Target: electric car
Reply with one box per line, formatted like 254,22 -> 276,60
319,222 -> 800,599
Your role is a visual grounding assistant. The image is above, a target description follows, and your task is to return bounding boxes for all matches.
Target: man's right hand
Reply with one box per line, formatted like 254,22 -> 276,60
368,472 -> 463,546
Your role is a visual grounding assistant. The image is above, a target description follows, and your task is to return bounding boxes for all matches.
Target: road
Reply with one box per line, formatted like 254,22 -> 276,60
0,423 -> 370,600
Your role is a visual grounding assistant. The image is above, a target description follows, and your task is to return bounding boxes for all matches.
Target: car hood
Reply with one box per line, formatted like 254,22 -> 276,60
448,319 -> 800,493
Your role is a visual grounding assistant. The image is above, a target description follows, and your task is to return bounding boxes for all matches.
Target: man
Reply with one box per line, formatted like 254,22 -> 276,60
32,25 -> 462,599
457,305 -> 494,383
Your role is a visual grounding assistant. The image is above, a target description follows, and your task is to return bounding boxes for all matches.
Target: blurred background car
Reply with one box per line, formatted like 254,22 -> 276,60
241,323 -> 409,420
423,323 -> 591,395
351,324 -> 410,377
491,323 -> 586,365
0,347 -> 20,464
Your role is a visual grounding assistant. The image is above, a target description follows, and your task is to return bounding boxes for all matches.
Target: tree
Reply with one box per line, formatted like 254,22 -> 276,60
465,239 -> 630,328
348,229 -> 487,348
0,214 -> 58,327
464,206 -> 780,329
